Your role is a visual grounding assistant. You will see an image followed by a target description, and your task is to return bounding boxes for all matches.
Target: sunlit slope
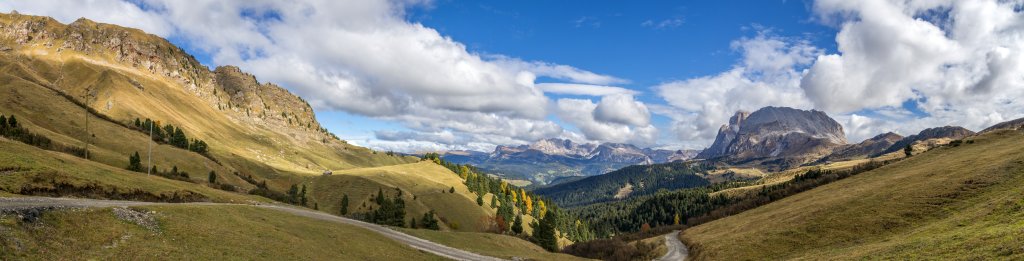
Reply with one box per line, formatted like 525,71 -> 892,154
0,205 -> 444,260
0,138 -> 264,203
309,162 -> 498,232
682,130 -> 1024,260
0,13 -> 416,194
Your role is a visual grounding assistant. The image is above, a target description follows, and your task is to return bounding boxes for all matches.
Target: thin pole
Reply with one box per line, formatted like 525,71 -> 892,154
84,90 -> 90,159
148,120 -> 152,176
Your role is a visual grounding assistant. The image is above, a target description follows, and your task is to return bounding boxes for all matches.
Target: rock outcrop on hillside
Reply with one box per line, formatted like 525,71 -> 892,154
820,132 -> 903,162
877,126 -> 976,156
0,13 -> 331,143
698,107 -> 847,169
981,117 -> 1024,133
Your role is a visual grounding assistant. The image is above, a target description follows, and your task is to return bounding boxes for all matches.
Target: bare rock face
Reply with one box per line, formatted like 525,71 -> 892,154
0,13 -> 330,143
698,111 -> 749,159
821,132 -> 903,162
699,107 -> 847,169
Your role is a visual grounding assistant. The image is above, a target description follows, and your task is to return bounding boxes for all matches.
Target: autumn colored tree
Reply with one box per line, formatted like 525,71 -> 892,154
640,223 -> 651,233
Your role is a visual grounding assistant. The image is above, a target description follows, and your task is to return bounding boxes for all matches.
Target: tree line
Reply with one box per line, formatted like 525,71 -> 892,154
565,159 -> 896,248
422,152 -> 589,251
534,161 -> 715,207
130,117 -> 209,155
0,113 -> 88,158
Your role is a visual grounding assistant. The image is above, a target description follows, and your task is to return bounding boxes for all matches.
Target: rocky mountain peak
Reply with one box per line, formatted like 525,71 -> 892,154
527,138 -> 595,158
698,106 -> 847,169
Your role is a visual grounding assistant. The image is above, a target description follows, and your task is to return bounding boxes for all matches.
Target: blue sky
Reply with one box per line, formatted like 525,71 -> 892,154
5,0 -> 1023,153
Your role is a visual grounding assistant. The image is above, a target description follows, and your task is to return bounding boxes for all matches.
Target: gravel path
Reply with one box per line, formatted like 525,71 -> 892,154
655,230 -> 689,261
0,197 -> 504,261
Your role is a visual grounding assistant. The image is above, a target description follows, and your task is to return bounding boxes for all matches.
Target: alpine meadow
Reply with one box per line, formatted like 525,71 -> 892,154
2,1 -> 1024,261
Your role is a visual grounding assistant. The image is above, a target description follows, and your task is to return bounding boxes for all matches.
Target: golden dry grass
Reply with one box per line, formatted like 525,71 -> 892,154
683,130 -> 1024,260
0,205 -> 445,260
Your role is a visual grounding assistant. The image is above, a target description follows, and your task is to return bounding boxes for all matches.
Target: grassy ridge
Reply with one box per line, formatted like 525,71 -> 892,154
682,130 -> 1024,260
0,205 -> 444,260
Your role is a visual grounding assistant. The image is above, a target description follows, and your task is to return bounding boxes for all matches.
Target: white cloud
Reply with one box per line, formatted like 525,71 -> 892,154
537,83 -> 638,96
593,94 -> 651,126
0,0 -> 629,153
802,0 -> 1024,132
556,98 -> 657,146
642,17 -> 684,29
655,32 -> 819,147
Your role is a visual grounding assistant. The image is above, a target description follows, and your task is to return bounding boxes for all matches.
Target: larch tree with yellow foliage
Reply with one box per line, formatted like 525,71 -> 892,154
524,194 -> 533,214
537,199 -> 547,219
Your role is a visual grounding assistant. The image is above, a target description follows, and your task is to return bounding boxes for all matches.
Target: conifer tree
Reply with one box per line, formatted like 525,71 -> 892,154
127,152 -> 142,171
477,194 -> 484,206
7,115 -> 17,128
208,171 -> 217,184
533,209 -> 559,251
340,194 -> 349,215
512,214 -> 524,234
300,184 -> 308,206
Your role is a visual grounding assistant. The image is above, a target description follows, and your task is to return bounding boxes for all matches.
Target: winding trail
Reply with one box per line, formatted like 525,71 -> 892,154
656,230 -> 689,261
0,197 -> 504,261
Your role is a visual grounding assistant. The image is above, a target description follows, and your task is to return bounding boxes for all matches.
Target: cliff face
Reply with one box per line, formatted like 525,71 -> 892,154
699,107 -> 847,168
698,111 -> 749,159
0,13 -> 327,142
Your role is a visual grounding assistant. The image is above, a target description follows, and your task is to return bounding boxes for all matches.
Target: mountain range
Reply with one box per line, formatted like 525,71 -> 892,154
442,138 -> 699,184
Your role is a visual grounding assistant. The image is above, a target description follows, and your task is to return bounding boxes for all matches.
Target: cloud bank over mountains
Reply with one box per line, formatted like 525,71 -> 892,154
4,0 -> 1024,152
656,0 -> 1024,148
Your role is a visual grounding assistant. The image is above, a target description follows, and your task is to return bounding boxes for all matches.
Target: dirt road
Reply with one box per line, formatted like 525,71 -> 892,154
655,230 -> 689,261
0,197 -> 504,261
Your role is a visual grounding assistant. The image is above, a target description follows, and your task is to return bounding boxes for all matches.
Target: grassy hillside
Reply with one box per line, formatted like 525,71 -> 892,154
0,138 -> 263,203
308,162 -> 497,232
682,130 -> 1024,260
0,205 -> 444,260
534,161 -> 714,207
399,228 -> 590,260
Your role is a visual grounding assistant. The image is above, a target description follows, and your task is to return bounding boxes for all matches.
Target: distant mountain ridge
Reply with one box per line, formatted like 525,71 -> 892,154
443,138 -> 699,184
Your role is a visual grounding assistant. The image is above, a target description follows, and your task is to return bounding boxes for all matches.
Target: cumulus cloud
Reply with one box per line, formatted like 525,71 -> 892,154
801,0 -> 1024,139
658,0 -> 1024,147
556,97 -> 657,146
593,94 -> 651,126
655,32 -> 820,147
0,0 -> 628,152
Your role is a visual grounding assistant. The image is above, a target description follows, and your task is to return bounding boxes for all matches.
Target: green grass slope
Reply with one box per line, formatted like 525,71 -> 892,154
0,205 -> 444,260
399,228 -> 590,260
682,130 -> 1024,260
